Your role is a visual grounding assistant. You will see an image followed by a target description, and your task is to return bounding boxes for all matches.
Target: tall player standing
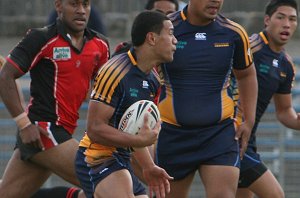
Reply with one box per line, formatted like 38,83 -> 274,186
155,0 -> 257,197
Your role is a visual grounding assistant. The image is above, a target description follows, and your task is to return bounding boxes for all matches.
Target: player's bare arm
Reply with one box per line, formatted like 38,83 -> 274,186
233,63 -> 258,158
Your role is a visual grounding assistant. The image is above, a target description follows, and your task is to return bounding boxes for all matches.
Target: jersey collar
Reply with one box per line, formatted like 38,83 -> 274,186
180,5 -> 188,21
259,31 -> 269,45
127,48 -> 137,66
56,18 -> 94,41
179,5 -> 217,25
56,18 -> 95,53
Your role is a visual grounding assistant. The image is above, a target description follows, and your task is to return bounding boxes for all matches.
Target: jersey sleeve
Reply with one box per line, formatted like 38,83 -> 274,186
7,28 -> 47,73
277,56 -> 295,94
92,37 -> 110,78
90,59 -> 130,108
232,27 -> 253,70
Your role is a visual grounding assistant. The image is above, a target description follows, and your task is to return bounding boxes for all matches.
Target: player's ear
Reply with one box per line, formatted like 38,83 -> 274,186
146,32 -> 157,46
264,15 -> 270,27
55,0 -> 63,16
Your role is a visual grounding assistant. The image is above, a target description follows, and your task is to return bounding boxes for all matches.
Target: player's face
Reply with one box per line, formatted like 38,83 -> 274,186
56,0 -> 91,35
155,20 -> 177,63
265,6 -> 298,48
153,1 -> 177,15
188,0 -> 223,25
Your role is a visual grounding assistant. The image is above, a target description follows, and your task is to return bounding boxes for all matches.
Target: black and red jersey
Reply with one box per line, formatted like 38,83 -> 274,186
7,19 -> 110,134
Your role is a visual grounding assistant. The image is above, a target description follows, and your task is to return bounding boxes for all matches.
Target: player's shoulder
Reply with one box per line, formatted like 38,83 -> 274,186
249,33 -> 261,43
216,14 -> 249,37
99,53 -> 132,76
112,41 -> 132,57
282,50 -> 295,69
168,10 -> 183,26
249,32 -> 263,48
86,28 -> 110,49
23,24 -> 57,45
250,32 -> 270,53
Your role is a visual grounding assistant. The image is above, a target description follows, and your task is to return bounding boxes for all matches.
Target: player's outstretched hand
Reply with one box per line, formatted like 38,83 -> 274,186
20,124 -> 49,150
143,164 -> 173,198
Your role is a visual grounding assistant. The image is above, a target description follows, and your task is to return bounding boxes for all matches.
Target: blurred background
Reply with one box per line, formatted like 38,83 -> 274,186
1,0 -> 300,197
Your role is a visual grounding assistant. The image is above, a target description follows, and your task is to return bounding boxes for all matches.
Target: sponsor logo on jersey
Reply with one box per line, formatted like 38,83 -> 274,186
259,64 -> 270,74
53,47 -> 71,60
280,72 -> 287,78
176,41 -> 187,49
129,88 -> 138,97
214,43 -> 230,47
76,60 -> 81,68
272,59 -> 279,68
195,33 -> 206,40
142,81 -> 149,89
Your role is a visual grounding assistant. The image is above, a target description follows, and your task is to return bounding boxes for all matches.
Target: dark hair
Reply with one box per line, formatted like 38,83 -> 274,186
131,10 -> 169,47
145,0 -> 179,11
265,0 -> 298,16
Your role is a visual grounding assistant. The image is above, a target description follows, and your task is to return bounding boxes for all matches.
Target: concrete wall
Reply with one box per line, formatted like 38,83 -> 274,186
0,0 -> 299,38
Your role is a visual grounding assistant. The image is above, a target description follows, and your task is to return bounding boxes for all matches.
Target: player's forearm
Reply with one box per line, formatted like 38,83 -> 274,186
87,124 -> 144,148
132,147 -> 155,169
0,75 -> 25,117
237,70 -> 257,128
277,107 -> 300,130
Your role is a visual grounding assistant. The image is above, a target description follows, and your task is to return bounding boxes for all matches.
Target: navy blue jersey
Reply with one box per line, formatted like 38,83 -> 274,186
79,49 -> 161,163
249,31 -> 295,149
158,7 -> 253,127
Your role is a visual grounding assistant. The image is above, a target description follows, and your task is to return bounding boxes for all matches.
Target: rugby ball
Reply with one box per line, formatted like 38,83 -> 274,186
118,100 -> 160,135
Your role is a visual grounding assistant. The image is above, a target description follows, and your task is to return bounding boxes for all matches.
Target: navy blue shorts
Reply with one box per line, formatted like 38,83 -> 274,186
75,147 -> 146,198
238,147 -> 268,188
156,119 -> 240,180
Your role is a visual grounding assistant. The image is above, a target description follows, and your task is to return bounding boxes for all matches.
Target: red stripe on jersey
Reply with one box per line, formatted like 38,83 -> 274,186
6,57 -> 26,74
66,187 -> 79,198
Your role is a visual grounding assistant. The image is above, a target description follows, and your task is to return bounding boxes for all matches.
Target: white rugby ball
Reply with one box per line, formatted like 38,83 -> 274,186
118,100 -> 160,135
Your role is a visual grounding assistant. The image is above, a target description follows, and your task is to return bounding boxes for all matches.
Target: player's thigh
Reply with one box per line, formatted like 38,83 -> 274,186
31,138 -> 80,186
94,169 -> 135,198
199,165 -> 239,198
236,188 -> 255,198
248,169 -> 284,198
164,171 -> 195,198
0,149 -> 51,198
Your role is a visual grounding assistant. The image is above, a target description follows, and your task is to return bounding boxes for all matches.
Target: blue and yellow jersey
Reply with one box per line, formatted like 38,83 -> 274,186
159,6 -> 253,127
249,31 -> 295,148
79,49 -> 161,165
232,31 -> 295,149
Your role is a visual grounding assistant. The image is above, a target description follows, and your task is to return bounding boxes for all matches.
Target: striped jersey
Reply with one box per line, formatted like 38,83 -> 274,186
7,19 -> 109,134
79,49 -> 161,163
